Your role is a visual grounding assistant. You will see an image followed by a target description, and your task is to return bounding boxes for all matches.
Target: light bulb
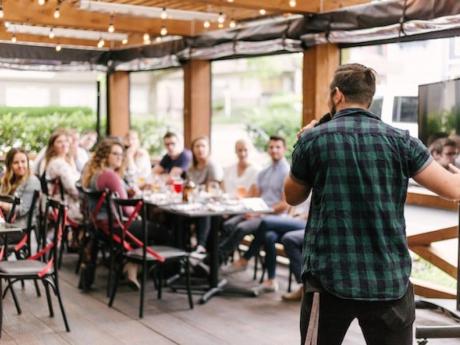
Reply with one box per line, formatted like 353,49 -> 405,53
289,0 -> 296,7
259,9 -> 266,15
155,36 -> 162,43
203,21 -> 210,29
160,8 -> 168,20
143,33 -> 150,41
229,20 -> 236,28
218,12 -> 225,24
218,23 -> 224,29
0,9 -> 4,19
160,26 -> 167,36
227,0 -> 234,2
11,34 -> 16,43
38,0 -> 45,5
56,45 -> 62,52
49,28 -> 55,39
97,38 -> 104,48
54,8 -> 60,18
108,23 -> 115,33
122,38 -> 128,45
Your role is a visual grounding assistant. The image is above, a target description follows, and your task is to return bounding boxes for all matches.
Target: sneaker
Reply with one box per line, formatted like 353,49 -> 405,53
220,262 -> 248,275
282,286 -> 303,302
190,245 -> 207,261
251,281 -> 279,296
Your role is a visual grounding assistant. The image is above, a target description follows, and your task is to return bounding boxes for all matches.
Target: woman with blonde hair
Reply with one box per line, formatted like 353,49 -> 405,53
40,129 -> 81,220
0,148 -> 41,241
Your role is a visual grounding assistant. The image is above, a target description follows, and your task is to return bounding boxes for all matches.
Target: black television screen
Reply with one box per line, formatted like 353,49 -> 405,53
418,78 -> 460,145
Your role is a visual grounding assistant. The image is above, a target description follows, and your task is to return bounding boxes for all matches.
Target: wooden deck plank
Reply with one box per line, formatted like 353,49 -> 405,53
1,255 -> 460,344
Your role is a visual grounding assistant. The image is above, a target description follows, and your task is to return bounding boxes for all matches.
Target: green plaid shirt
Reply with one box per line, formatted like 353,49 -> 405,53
291,108 -> 432,301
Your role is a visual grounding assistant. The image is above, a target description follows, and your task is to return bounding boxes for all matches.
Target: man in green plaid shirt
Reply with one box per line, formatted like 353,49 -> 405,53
285,63 -> 460,345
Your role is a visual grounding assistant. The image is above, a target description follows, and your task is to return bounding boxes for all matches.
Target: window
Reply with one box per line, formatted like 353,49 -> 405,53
392,96 -> 418,123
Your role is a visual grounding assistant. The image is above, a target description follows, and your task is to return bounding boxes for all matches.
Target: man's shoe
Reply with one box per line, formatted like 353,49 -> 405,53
220,263 -> 248,275
281,286 -> 303,302
251,281 -> 279,296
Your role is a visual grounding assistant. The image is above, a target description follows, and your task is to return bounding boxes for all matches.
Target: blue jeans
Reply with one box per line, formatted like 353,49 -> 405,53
281,229 -> 304,283
244,215 -> 306,280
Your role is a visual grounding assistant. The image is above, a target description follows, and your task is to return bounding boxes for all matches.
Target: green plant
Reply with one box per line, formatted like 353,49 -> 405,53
0,107 -> 100,154
131,116 -> 170,157
243,94 -> 302,160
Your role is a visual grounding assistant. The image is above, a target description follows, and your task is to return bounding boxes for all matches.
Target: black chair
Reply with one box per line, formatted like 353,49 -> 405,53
107,197 -> 193,318
0,195 -> 20,223
0,197 -> 70,337
76,187 -> 113,294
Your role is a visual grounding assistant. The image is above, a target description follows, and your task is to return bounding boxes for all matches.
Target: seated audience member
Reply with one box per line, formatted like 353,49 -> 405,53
0,148 -> 41,242
429,137 -> 457,169
40,129 -> 81,220
124,130 -> 152,185
223,139 -> 259,197
81,138 -> 143,289
280,229 -> 305,301
153,132 -> 192,177
225,200 -> 309,294
187,136 -> 223,257
218,136 -> 290,265
79,130 -> 98,153
69,129 -> 89,173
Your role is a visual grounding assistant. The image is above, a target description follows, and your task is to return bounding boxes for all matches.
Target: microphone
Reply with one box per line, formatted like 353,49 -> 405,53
314,113 -> 332,127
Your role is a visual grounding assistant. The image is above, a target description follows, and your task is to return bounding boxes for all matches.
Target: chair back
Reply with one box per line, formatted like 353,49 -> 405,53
0,194 -> 21,223
14,190 -> 40,257
39,173 -> 64,201
109,196 -> 164,262
28,197 -> 66,277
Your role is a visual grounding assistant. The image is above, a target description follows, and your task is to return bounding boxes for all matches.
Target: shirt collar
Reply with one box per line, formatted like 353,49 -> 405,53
332,108 -> 381,121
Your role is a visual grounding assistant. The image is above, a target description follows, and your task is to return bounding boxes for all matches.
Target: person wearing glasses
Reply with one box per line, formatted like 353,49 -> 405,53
153,132 -> 192,177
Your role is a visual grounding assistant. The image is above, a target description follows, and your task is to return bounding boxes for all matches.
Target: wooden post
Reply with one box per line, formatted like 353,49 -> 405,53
302,44 -> 340,126
183,60 -> 211,148
107,71 -> 130,137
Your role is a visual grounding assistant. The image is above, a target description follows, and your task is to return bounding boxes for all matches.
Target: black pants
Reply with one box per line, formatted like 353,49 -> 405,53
300,284 -> 415,345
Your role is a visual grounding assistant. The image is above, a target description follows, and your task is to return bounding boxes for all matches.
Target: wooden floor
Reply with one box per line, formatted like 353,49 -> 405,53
1,254 -> 460,345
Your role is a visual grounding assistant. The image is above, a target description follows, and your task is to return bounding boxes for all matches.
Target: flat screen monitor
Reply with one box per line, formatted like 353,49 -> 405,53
418,78 -> 460,145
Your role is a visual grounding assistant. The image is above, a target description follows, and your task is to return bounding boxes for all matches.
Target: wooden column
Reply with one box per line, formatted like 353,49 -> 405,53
302,44 -> 340,126
183,60 -> 211,148
107,71 -> 130,137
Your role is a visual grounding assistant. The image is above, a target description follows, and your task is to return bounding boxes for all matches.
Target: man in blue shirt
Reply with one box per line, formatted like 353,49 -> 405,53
153,132 -> 191,176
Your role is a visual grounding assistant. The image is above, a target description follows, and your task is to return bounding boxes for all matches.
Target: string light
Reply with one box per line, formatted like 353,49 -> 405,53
54,7 -> 60,18
229,20 -> 236,28
97,37 -> 104,48
0,7 -> 4,19
227,0 -> 234,2
160,25 -> 167,36
122,38 -> 128,45
155,36 -> 162,43
203,20 -> 210,29
218,23 -> 224,29
108,15 -> 115,33
143,33 -> 150,44
38,0 -> 45,5
11,33 -> 16,42
4,21 -> 10,28
218,12 -> 225,24
49,28 -> 55,39
160,8 -> 168,20
56,44 -> 62,52
259,9 -> 266,15
289,0 -> 296,7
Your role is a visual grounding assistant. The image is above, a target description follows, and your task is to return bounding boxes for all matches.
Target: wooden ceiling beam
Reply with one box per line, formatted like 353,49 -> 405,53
194,0 -> 369,14
3,0 -> 206,37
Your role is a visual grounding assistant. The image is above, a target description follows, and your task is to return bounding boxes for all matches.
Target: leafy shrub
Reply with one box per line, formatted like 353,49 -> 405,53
0,107 -> 99,154
131,116 -> 170,156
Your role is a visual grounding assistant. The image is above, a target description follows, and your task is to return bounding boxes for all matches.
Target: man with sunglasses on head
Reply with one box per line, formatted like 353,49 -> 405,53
153,132 -> 192,177
285,63 -> 460,345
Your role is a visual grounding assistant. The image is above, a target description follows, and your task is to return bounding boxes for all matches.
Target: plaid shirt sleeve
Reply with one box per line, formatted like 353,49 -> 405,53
290,135 -> 313,186
407,136 -> 432,177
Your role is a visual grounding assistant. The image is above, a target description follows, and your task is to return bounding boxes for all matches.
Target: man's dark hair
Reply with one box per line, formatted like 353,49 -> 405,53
429,137 -> 457,155
330,63 -> 376,106
269,135 -> 286,147
163,131 -> 177,140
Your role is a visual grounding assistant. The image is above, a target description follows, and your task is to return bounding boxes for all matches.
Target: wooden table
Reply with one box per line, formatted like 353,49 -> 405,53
146,196 -> 271,304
